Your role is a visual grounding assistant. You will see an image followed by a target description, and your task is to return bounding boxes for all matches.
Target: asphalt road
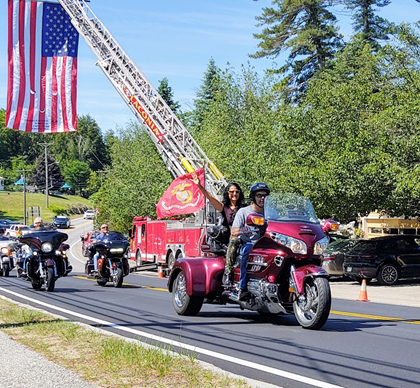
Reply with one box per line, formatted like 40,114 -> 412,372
1,219 -> 420,388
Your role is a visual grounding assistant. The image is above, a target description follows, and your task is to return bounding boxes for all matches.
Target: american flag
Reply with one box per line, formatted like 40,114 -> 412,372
6,0 -> 79,133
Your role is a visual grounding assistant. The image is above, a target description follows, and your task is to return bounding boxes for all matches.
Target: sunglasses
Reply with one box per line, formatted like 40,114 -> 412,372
228,190 -> 240,194
101,226 -> 108,230
255,194 -> 268,199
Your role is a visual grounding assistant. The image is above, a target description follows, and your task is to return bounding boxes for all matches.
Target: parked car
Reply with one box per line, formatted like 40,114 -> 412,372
5,224 -> 30,238
343,235 -> 420,285
0,219 -> 15,228
321,238 -> 360,276
83,210 -> 96,220
53,215 -> 71,229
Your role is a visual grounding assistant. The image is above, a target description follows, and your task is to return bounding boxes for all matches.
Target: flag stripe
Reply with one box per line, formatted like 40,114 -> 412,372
6,0 -> 14,126
26,1 -> 37,132
6,0 -> 78,133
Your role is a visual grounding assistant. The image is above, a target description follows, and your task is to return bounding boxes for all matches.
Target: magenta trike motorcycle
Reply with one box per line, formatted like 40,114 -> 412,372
167,193 -> 332,330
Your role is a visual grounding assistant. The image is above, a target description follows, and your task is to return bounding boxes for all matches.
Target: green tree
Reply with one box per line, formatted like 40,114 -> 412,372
157,77 -> 180,114
191,63 -> 285,192
62,160 -> 91,195
345,0 -> 394,49
49,114 -> 110,171
190,58 -> 221,132
276,29 -> 420,221
251,0 -> 343,101
31,154 -> 64,191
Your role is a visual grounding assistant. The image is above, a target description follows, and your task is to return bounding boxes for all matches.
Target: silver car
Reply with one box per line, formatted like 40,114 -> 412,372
83,210 -> 96,220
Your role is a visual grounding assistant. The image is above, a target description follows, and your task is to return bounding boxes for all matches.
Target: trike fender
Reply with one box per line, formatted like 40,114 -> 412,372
292,264 -> 329,294
168,256 -> 225,296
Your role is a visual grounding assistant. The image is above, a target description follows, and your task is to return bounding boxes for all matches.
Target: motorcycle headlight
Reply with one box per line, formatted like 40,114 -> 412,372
1,247 -> 10,255
110,248 -> 124,254
314,236 -> 329,255
270,232 -> 307,254
41,242 -> 53,253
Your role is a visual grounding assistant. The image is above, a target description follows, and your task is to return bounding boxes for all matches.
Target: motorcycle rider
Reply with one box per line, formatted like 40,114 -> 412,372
92,224 -> 110,272
16,217 -> 44,275
190,172 -> 245,285
25,217 -> 72,275
231,183 -> 270,300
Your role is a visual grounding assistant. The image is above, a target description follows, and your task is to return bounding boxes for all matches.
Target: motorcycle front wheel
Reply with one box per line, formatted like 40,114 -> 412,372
46,267 -> 55,292
172,270 -> 203,316
293,277 -> 331,330
113,267 -> 123,288
31,279 -> 42,290
97,278 -> 108,286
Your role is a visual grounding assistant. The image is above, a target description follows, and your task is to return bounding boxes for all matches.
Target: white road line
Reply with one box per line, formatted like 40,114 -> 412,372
0,287 -> 343,388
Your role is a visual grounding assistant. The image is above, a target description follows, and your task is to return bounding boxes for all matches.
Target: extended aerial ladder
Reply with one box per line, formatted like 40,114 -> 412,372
58,0 -> 227,197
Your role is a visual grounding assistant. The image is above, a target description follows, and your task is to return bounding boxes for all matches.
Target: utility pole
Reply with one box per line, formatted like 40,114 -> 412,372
18,169 -> 31,225
38,142 -> 53,208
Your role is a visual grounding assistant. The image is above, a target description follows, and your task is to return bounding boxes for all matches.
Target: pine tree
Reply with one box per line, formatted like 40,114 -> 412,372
191,58 -> 221,129
251,0 -> 343,101
346,0 -> 393,49
31,154 -> 64,191
157,77 -> 181,114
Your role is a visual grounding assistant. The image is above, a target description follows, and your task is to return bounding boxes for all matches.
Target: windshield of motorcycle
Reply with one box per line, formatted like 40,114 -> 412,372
102,232 -> 127,242
264,193 -> 320,224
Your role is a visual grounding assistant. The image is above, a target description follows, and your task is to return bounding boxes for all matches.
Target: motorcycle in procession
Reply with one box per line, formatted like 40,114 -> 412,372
0,236 -> 19,277
85,231 -> 130,287
19,230 -> 71,292
168,193 -> 333,330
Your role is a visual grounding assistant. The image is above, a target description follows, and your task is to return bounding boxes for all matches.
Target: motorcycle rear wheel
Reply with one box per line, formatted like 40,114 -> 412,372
293,277 -> 331,330
97,278 -> 108,286
2,263 -> 10,277
46,267 -> 55,292
113,267 -> 123,288
172,271 -> 204,316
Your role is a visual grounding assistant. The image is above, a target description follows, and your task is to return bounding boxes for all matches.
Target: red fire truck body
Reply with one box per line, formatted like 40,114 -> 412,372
130,216 -> 205,269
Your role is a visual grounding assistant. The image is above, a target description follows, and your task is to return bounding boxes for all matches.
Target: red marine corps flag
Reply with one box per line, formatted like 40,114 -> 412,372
6,0 -> 79,133
156,168 -> 205,219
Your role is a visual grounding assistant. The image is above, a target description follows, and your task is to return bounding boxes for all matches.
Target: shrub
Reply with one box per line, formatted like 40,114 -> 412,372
49,205 -> 69,216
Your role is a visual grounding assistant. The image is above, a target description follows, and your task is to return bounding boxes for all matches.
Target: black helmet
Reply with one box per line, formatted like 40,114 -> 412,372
249,182 -> 270,202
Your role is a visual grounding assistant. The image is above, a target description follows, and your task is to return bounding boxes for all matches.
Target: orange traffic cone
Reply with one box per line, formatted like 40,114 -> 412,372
357,279 -> 370,302
158,266 -> 164,278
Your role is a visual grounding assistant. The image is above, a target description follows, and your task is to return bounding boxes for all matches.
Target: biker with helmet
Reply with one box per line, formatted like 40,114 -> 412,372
231,183 -> 270,300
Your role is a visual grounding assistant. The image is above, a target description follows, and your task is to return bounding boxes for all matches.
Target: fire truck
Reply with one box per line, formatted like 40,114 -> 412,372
59,1 -> 227,269
130,216 -> 206,270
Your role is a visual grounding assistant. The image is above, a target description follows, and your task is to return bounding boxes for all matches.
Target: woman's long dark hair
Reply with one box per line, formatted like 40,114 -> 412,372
222,183 -> 245,208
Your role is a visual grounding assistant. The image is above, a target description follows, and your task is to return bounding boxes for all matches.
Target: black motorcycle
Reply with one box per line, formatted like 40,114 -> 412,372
0,236 -> 19,277
85,231 -> 130,287
19,230 -> 71,292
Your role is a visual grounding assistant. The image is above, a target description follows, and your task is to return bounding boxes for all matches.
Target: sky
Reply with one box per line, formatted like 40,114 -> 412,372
1,0 -> 419,134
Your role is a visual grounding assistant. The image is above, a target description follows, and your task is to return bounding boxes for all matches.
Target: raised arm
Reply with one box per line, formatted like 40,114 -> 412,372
190,172 -> 223,212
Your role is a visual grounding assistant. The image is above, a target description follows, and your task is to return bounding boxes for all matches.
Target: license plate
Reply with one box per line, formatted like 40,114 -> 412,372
346,266 -> 352,272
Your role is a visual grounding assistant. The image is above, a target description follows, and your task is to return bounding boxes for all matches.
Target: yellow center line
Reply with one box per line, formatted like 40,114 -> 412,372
331,310 -> 420,325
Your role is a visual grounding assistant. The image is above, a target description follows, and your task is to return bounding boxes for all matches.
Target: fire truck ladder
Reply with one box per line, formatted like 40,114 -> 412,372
58,0 -> 227,196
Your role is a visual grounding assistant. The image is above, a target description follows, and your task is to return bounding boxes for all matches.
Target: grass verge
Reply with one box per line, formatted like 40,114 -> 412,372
0,298 -> 251,388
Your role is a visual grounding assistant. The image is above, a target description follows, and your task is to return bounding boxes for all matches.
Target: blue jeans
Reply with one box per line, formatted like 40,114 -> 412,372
239,242 -> 253,290
93,252 -> 99,271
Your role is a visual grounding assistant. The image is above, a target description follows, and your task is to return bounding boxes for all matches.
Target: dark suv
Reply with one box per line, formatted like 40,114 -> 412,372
343,235 -> 420,285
